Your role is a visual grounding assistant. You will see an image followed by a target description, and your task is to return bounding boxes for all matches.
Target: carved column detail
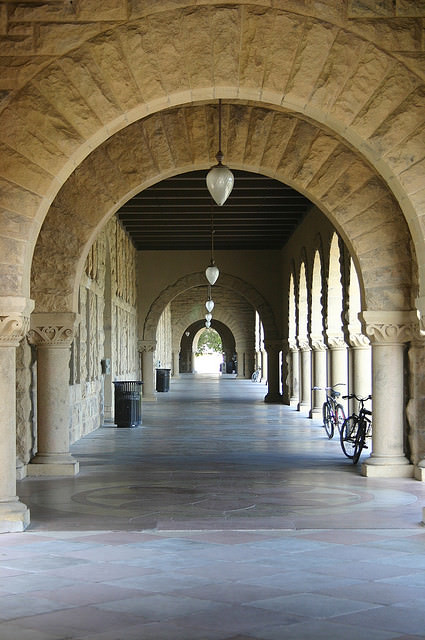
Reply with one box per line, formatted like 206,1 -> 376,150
138,339 -> 157,401
0,297 -> 34,531
359,311 -> 416,478
264,340 -> 283,404
348,331 -> 371,416
297,338 -> 311,413
288,339 -> 299,407
310,337 -> 327,419
27,313 -> 80,477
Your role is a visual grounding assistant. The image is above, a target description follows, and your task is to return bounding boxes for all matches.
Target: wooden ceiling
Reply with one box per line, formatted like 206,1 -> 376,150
116,170 -> 312,251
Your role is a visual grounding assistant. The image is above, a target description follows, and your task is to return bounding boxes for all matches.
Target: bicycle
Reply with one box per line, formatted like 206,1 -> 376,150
312,384 -> 346,439
340,394 -> 372,464
251,368 -> 261,382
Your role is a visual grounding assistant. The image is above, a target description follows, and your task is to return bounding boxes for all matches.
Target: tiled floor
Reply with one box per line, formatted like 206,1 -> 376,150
3,374 -> 425,639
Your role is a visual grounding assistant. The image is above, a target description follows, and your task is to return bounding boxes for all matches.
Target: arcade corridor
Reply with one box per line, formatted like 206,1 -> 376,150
1,375 -> 424,639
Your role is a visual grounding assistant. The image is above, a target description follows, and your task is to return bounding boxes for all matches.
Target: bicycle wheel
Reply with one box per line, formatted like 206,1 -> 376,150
323,402 -> 334,439
352,421 -> 366,465
335,404 -> 346,434
340,416 -> 358,458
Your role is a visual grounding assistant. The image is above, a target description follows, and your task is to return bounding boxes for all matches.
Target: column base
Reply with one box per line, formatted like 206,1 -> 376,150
142,394 -> 157,402
297,402 -> 310,413
16,464 -> 27,480
361,456 -> 414,478
264,392 -> 283,404
27,453 -> 79,476
414,461 -> 425,481
310,408 -> 322,419
0,498 -> 30,532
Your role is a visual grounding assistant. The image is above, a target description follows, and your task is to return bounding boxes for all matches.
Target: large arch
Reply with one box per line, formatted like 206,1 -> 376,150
0,3 -> 422,316
143,271 -> 276,342
30,102 -> 415,320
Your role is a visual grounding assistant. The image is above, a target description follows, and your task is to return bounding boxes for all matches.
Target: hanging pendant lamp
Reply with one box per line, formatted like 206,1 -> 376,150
206,99 -> 234,206
205,312 -> 212,322
205,210 -> 219,285
206,299 -> 214,313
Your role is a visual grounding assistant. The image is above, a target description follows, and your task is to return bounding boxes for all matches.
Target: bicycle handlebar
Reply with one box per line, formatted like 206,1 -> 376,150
342,394 -> 372,402
312,384 -> 345,391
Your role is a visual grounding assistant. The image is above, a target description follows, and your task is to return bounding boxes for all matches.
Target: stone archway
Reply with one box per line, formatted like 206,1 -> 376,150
180,319 -> 236,375
143,271 -> 277,343
1,2 -> 425,532
0,3 -> 422,312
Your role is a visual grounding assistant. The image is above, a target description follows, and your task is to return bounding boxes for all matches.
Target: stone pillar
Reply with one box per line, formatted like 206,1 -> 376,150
360,311 -> 415,478
264,340 -> 283,403
310,339 -> 327,419
0,297 -> 33,531
172,350 -> 180,378
297,341 -> 311,413
280,342 -> 290,405
289,342 -> 299,408
405,334 -> 425,481
27,313 -> 80,476
328,336 -> 348,388
236,343 -> 254,379
348,333 -> 371,415
139,340 -> 157,401
327,336 -> 348,412
260,349 -> 267,383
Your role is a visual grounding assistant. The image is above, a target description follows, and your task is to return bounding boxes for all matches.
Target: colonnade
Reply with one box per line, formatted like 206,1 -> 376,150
289,311 -> 419,478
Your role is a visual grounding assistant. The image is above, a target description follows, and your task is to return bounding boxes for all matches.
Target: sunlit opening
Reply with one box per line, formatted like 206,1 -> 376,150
194,328 -> 224,374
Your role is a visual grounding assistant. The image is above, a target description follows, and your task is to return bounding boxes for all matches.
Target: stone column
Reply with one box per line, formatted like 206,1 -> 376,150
328,336 -> 348,388
139,340 -> 157,401
348,333 -> 371,415
264,340 -> 283,403
172,350 -> 180,378
260,349 -> 267,383
289,341 -> 299,408
310,338 -> 327,419
0,297 -> 33,531
405,333 -> 425,481
327,336 -> 348,413
28,313 -> 80,476
235,343 -> 253,379
297,340 -> 311,413
360,311 -> 415,478
280,342 -> 290,405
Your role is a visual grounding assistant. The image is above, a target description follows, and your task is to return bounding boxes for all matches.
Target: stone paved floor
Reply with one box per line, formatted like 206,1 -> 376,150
3,374 -> 425,639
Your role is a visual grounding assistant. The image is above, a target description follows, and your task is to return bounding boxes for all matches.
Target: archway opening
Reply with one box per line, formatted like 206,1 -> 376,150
193,328 -> 224,374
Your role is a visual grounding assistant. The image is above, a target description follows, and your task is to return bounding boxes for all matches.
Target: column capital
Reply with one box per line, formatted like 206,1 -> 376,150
348,331 -> 370,348
138,339 -> 157,353
28,312 -> 80,347
310,336 -> 327,351
360,310 -> 418,344
296,338 -> 310,352
327,335 -> 346,349
264,339 -> 284,353
0,297 -> 34,347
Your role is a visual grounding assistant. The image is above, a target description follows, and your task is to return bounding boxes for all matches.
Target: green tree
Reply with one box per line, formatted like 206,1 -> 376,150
196,329 -> 223,355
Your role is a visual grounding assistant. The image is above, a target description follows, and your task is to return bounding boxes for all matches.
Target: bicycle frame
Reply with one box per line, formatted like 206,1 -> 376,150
340,394 -> 372,464
313,384 -> 346,439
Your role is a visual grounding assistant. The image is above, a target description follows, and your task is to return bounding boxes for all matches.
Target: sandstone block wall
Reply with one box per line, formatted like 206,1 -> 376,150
15,215 -> 139,471
155,303 -> 172,370
69,217 -> 138,441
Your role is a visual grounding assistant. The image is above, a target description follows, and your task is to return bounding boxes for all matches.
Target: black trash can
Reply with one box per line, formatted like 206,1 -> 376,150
113,381 -> 142,427
156,368 -> 170,392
